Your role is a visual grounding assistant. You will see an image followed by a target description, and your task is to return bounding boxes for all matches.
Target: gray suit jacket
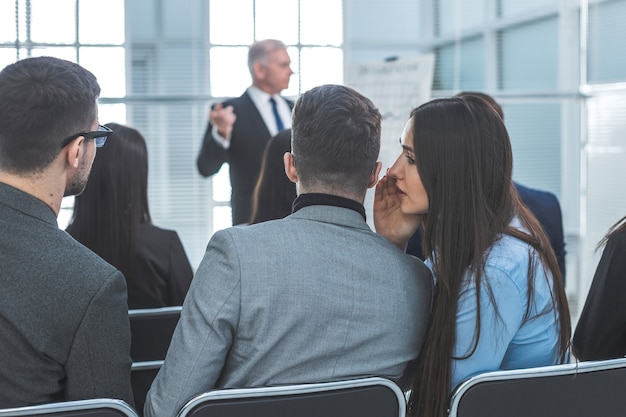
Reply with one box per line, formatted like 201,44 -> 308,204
145,203 -> 433,417
0,183 -> 133,407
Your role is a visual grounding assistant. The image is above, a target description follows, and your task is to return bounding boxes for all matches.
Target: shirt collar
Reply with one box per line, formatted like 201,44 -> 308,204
292,193 -> 366,221
247,85 -> 275,106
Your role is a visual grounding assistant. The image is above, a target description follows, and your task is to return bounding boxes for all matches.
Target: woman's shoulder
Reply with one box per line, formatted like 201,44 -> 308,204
137,223 -> 182,245
138,223 -> 177,234
483,234 -> 538,288
488,233 -> 533,263
607,227 -> 626,245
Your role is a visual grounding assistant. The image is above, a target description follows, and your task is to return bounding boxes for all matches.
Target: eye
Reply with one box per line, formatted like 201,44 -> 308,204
405,151 -> 416,164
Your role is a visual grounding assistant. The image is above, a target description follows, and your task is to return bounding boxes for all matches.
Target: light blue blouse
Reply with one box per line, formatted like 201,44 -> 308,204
427,225 -> 563,390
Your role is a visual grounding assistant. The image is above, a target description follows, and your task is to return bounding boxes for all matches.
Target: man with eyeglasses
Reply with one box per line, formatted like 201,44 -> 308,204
0,57 -> 133,407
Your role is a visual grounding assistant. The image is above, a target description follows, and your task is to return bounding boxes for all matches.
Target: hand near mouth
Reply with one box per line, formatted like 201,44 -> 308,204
374,174 -> 423,251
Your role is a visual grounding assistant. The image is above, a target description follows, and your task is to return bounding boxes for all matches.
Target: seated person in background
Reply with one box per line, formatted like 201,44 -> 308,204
407,92 -> 567,281
573,215 -> 626,360
249,128 -> 296,224
514,183 -> 566,278
67,123 -> 193,309
374,95 -> 571,417
144,84 -> 434,417
0,56 -> 133,406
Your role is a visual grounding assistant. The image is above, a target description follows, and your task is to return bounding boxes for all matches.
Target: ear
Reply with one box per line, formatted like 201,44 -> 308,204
284,152 -> 298,183
65,137 -> 85,169
252,61 -> 266,80
367,161 -> 383,189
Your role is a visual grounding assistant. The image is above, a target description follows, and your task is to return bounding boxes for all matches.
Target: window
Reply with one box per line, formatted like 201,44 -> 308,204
581,0 -> 626,313
128,0 -> 343,269
0,0 -> 126,227
1,0 -> 343,271
433,36 -> 484,91
427,0 -> 626,320
435,0 -> 486,36
586,0 -> 626,84
498,16 -> 559,90
427,0 -> 581,299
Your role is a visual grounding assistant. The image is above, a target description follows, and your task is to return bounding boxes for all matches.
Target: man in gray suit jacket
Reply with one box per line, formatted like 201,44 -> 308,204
0,57 -> 133,407
145,84 -> 433,417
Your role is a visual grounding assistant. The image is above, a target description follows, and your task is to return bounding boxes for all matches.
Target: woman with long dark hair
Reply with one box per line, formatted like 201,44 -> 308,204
374,96 -> 571,417
573,216 -> 626,360
249,129 -> 296,224
67,123 -> 193,308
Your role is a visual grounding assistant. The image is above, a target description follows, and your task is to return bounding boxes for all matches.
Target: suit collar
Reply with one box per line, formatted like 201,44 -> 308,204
240,90 -> 272,138
288,204 -> 371,232
0,182 -> 58,227
289,194 -> 370,231
247,85 -> 273,103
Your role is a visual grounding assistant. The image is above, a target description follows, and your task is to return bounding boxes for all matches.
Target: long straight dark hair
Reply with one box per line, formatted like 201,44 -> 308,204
406,96 -> 571,417
249,129 -> 296,224
66,123 -> 151,283
596,215 -> 626,251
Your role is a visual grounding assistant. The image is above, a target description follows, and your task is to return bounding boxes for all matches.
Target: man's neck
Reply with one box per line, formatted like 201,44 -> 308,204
297,186 -> 365,205
250,83 -> 281,96
0,171 -> 63,216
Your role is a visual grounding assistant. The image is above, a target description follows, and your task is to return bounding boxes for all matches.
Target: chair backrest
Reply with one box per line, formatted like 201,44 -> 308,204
0,398 -> 138,417
129,306 -> 182,416
129,306 -> 182,362
447,357 -> 626,417
176,377 -> 406,417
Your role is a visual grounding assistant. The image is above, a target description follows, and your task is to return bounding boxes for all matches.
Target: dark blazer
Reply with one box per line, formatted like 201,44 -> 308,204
515,183 -> 566,278
407,182 -> 566,279
0,183 -> 133,407
197,91 -> 293,225
573,228 -> 626,360
129,224 -> 193,309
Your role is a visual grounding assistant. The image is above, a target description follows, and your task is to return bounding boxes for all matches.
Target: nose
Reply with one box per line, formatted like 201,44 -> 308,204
387,158 -> 401,179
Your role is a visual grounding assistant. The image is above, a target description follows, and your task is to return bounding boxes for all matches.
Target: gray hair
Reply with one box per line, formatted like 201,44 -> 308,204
248,39 -> 287,74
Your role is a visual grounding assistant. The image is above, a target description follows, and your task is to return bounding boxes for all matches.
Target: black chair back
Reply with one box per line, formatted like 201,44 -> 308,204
448,357 -> 626,417
0,398 -> 138,416
129,306 -> 182,416
177,377 -> 406,417
129,306 -> 182,361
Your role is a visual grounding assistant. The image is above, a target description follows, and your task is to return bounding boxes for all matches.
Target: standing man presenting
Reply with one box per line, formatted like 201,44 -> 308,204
0,56 -> 133,406
145,84 -> 433,417
197,39 -> 294,225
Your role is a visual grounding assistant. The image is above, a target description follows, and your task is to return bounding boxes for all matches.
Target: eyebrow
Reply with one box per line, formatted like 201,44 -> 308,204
397,137 -> 411,149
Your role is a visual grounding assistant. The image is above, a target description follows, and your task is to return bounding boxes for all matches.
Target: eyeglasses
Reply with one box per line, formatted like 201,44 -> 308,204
60,125 -> 113,148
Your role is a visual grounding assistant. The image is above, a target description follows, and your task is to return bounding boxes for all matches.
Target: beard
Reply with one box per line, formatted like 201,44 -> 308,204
64,152 -> 93,197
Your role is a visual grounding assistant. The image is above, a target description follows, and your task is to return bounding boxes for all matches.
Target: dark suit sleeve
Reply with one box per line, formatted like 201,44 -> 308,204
167,232 -> 194,305
406,227 -> 425,260
573,231 -> 626,360
64,270 -> 134,405
546,194 -> 567,278
197,122 -> 228,177
515,183 -> 567,280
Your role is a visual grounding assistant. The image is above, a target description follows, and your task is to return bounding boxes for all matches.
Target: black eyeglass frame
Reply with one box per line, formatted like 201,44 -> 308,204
59,125 -> 113,148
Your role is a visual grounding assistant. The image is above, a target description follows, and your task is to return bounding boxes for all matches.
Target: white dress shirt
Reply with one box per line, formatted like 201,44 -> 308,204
212,85 -> 292,149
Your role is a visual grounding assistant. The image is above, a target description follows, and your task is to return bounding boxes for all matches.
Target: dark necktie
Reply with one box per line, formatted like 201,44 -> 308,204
269,97 -> 284,132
